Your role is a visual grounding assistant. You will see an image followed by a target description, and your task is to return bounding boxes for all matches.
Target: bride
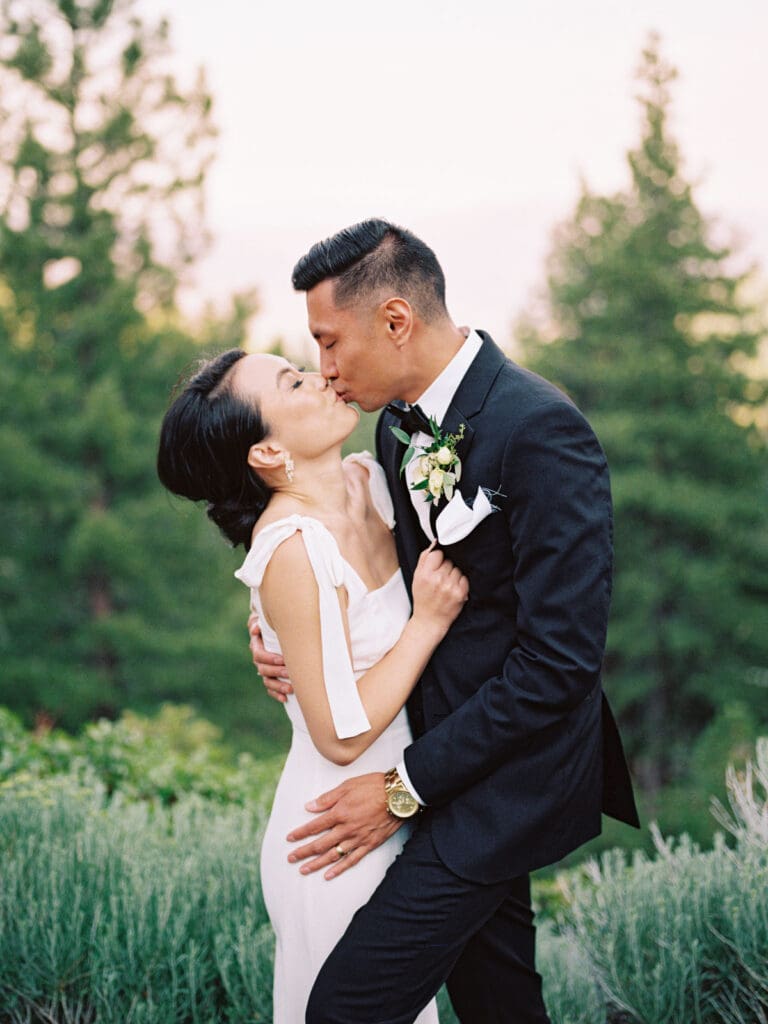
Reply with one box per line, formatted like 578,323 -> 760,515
157,348 -> 468,1023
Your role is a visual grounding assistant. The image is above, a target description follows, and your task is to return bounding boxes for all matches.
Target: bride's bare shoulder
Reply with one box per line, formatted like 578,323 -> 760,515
248,497 -> 305,544
261,531 -> 313,587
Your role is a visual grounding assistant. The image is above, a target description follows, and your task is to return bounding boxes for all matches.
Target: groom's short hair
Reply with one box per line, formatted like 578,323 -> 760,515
292,219 -> 447,322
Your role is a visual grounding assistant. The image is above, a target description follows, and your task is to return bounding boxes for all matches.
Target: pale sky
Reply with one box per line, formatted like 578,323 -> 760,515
143,0 -> 768,360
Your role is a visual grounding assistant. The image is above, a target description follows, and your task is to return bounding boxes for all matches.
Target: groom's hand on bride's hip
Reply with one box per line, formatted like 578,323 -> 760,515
248,611 -> 293,702
286,772 -> 401,881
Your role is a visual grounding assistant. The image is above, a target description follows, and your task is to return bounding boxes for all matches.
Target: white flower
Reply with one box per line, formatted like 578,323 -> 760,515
428,468 -> 445,498
412,455 -> 431,484
436,446 -> 453,466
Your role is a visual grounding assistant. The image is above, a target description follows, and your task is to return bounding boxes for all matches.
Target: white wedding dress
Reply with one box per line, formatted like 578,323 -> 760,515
235,453 -> 438,1024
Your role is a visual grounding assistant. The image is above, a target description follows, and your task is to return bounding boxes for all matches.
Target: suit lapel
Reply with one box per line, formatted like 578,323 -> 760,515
381,404 -> 405,491
382,332 -> 508,547
379,405 -> 425,571
446,331 -> 507,424
428,333 -> 507,531
438,403 -> 475,470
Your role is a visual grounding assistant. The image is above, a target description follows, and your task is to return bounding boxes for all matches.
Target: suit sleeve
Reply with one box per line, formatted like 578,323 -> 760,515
403,400 -> 613,805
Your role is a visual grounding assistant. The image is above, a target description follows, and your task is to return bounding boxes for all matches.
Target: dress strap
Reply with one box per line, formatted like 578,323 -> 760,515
343,451 -> 395,529
234,515 -> 371,739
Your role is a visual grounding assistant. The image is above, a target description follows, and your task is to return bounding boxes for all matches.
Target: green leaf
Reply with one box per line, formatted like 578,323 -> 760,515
411,479 -> 429,491
398,446 -> 414,476
390,426 -> 412,446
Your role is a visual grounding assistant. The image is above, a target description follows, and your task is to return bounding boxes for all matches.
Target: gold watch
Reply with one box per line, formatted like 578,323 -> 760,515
384,767 -> 421,819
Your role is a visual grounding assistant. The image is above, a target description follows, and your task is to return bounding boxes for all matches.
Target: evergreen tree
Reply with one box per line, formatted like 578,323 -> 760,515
0,0 -> 285,754
518,35 -> 768,794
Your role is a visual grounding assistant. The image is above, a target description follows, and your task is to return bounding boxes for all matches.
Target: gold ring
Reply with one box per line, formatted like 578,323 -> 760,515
334,844 -> 346,859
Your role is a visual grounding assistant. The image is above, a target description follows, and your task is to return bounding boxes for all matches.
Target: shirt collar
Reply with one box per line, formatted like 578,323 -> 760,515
413,329 -> 483,426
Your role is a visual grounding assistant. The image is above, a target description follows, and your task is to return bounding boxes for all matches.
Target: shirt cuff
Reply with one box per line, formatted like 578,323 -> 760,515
396,759 -> 426,806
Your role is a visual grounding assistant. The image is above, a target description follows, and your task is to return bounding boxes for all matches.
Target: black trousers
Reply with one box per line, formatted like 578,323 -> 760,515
305,820 -> 551,1024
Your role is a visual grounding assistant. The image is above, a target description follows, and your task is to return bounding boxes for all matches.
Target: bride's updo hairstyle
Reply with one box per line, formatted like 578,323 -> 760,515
157,348 -> 272,549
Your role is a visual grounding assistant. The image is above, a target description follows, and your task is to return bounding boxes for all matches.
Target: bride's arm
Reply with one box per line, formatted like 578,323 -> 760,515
261,536 -> 467,766
250,455 -> 388,704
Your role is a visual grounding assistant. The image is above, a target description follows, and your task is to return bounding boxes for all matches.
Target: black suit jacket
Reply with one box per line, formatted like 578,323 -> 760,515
376,332 -> 639,884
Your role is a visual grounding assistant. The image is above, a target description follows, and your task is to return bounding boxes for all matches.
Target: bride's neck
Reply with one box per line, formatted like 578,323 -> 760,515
271,449 -> 349,516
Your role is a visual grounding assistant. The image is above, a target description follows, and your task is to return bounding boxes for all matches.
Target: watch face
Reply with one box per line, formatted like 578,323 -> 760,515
388,789 -> 419,819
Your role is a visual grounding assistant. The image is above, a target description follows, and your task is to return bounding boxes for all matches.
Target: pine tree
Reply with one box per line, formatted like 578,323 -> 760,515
518,35 -> 768,794
0,0 -> 283,753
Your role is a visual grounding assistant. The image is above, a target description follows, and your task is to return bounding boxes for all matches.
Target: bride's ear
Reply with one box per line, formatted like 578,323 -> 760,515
247,441 -> 287,475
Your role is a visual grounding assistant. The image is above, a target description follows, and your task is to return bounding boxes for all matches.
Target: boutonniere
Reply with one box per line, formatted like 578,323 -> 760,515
390,417 -> 466,505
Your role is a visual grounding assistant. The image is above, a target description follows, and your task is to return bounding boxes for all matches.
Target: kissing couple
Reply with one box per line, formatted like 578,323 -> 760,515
158,219 -> 639,1023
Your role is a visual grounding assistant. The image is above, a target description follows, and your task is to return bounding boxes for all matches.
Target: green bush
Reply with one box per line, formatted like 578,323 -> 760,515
560,832 -> 768,1024
0,703 -> 283,807
539,925 -> 605,1024
0,782 -> 273,1023
554,739 -> 768,1024
4,709 -> 768,1024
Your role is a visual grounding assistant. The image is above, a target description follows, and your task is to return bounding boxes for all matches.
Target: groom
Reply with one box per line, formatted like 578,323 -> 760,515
252,219 -> 639,1023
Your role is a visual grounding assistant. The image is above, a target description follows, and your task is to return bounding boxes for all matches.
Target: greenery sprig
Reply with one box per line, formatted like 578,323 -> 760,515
391,418 -> 466,504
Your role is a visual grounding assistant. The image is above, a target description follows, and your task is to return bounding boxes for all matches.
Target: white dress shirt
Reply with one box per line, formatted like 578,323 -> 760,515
396,329 -> 483,804
403,330 -> 483,541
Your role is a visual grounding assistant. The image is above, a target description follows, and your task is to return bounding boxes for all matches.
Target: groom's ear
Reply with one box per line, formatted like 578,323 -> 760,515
379,297 -> 412,348
247,441 -> 286,474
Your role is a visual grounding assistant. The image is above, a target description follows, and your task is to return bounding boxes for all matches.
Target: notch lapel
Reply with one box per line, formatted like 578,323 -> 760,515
446,331 -> 507,424
380,405 -> 425,569
427,332 -> 507,537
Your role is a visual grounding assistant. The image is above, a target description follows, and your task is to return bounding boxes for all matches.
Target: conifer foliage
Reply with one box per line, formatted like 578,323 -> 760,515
519,35 -> 768,792
0,0 -> 280,750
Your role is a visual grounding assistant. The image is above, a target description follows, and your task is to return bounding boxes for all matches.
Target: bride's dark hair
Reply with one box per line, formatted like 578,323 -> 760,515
157,348 -> 272,549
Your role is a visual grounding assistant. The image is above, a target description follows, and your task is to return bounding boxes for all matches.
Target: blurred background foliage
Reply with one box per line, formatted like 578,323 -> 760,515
517,36 -> 768,835
0,0 -> 766,855
0,0 -> 286,755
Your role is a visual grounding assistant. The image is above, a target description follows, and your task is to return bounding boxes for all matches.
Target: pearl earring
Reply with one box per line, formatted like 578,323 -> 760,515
285,457 -> 295,484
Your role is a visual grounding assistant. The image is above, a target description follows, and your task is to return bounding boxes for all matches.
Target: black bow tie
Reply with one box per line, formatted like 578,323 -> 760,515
386,402 -> 433,438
